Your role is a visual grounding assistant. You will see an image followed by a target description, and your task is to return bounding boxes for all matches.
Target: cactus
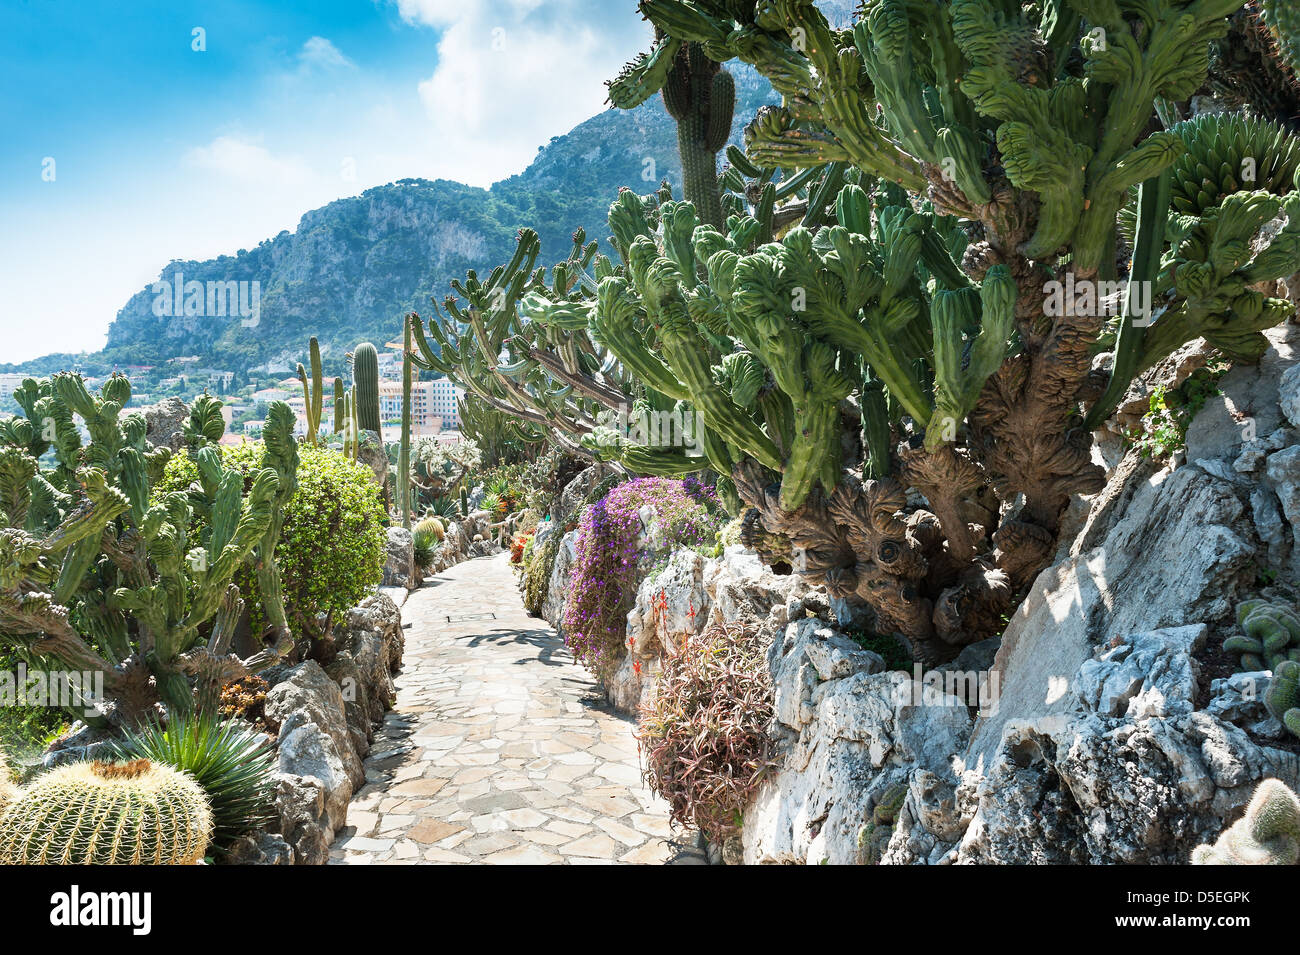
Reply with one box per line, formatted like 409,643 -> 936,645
1223,598 -> 1300,672
460,486 -> 470,517
858,782 -> 907,865
415,515 -> 445,542
352,342 -> 381,435
423,0 -> 1300,662
609,28 -> 735,229
400,319 -> 413,530
1264,660 -> 1300,736
0,374 -> 295,726
0,751 -> 14,814
1261,0 -> 1300,79
0,759 -> 212,865
184,393 -> 226,449
297,335 -> 325,446
1193,778 -> 1300,864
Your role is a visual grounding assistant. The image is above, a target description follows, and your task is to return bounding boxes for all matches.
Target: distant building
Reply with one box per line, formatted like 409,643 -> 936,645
0,374 -> 26,400
378,377 -> 463,432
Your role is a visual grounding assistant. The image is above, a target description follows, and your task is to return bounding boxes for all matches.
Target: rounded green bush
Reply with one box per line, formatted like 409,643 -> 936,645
159,442 -> 386,638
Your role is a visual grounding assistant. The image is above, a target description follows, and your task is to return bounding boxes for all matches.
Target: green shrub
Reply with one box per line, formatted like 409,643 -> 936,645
159,443 -> 386,639
113,711 -> 276,853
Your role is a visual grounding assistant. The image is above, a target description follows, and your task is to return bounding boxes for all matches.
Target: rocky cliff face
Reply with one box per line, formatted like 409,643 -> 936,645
739,323 -> 1300,865
14,70 -> 778,379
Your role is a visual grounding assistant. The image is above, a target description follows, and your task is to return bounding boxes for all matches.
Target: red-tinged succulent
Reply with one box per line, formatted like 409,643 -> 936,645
636,620 -> 775,844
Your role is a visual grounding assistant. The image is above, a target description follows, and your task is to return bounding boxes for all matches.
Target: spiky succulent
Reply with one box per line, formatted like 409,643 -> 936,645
0,759 -> 212,865
1168,113 -> 1300,215
1193,778 -> 1300,864
113,711 -> 276,853
1223,598 -> 1300,671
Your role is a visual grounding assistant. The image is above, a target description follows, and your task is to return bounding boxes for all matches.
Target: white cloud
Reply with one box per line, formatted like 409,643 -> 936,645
184,136 -> 313,186
299,36 -> 354,70
409,0 -> 649,185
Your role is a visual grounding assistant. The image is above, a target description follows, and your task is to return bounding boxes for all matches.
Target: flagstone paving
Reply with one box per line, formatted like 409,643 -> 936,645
329,552 -> 706,865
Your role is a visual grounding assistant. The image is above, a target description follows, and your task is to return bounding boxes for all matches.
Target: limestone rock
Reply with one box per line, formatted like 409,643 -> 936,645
141,396 -> 190,451
611,550 -> 711,713
266,660 -> 364,797
382,525 -> 418,590
543,530 -> 579,632
224,830 -> 295,866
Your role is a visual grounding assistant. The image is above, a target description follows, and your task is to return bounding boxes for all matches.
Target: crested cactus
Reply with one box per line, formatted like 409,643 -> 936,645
297,335 -> 325,446
0,759 -> 212,865
422,1 -> 1300,663
352,342 -> 381,435
1193,778 -> 1300,864
184,393 -> 226,450
0,373 -> 296,726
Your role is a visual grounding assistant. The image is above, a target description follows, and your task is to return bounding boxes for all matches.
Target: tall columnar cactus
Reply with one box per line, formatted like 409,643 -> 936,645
352,342 -> 381,435
0,373 -> 295,726
0,759 -> 212,865
608,30 -> 736,229
1192,778 -> 1300,864
297,335 -> 325,446
400,319 -> 414,530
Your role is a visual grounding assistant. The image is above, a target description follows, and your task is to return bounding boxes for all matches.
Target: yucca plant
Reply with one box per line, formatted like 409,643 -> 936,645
113,711 -> 276,853
413,526 -> 439,571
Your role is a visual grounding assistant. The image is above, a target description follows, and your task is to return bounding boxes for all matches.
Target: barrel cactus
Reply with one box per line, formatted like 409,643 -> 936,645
1193,778 -> 1300,864
0,759 -> 212,865
415,516 -> 445,542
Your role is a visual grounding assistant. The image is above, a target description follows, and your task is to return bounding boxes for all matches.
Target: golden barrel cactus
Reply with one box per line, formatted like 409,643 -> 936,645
0,759 -> 212,865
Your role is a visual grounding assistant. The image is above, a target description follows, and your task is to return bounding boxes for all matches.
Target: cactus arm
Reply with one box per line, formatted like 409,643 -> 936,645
400,316 -> 412,531
1085,169 -> 1173,429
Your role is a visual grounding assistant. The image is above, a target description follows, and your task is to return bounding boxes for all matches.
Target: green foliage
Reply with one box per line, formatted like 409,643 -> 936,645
160,443 -> 385,640
1126,364 -> 1226,460
0,373 -> 296,725
522,531 -> 562,617
0,759 -> 212,865
113,711 -> 275,853
1193,778 -> 1300,864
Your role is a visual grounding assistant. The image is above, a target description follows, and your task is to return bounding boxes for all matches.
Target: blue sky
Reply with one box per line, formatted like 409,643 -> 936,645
0,0 -> 651,363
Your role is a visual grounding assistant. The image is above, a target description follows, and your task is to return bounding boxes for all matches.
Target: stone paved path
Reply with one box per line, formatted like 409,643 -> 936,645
329,552 -> 704,864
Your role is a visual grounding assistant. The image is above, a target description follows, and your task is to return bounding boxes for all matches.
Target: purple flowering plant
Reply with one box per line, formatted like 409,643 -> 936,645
562,477 -> 723,677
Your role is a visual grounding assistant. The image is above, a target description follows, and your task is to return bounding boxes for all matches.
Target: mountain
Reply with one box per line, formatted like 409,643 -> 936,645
3,64 -> 777,385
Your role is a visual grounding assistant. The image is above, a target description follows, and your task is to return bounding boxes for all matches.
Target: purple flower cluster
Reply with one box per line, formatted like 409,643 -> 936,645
562,477 -> 723,676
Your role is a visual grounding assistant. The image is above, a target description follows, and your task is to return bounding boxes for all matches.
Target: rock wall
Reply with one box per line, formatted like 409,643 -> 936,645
739,324 -> 1300,865
232,590 -> 405,865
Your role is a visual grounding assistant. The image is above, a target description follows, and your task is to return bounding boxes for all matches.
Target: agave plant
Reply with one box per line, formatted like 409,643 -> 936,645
113,710 -> 276,853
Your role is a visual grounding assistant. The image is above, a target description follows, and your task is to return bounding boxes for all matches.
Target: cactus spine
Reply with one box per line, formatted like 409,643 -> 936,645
297,336 -> 325,446
1193,778 -> 1300,864
353,342 -> 381,435
0,759 -> 212,865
